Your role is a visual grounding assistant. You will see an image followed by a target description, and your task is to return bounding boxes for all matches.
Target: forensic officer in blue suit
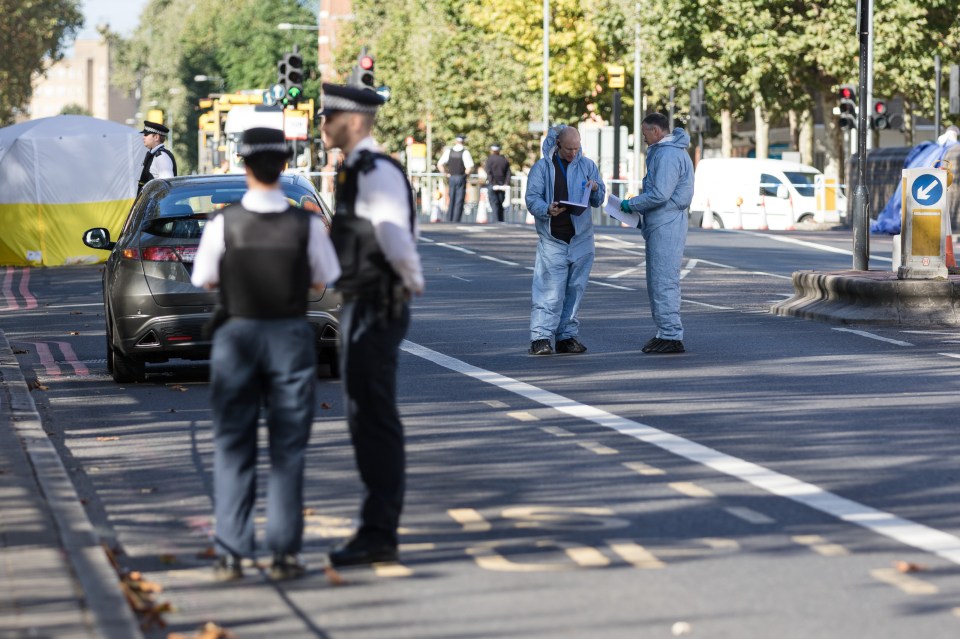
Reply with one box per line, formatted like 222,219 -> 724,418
524,124 -> 605,356
191,127 -> 341,581
620,113 -> 694,354
320,83 -> 424,567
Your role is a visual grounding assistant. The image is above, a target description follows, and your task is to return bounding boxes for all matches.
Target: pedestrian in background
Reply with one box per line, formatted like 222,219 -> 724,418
437,135 -> 473,222
524,125 -> 604,356
484,143 -> 511,223
138,120 -> 177,196
619,112 -> 694,354
321,83 -> 425,567
190,127 -> 341,581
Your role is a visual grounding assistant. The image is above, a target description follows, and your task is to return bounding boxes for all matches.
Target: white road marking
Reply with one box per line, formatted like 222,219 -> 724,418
870,568 -> 938,595
669,482 -> 716,498
679,258 -> 698,280
609,266 -> 642,279
729,230 -> 894,263
479,254 -> 519,266
45,302 -> 105,308
541,426 -> 575,437
623,461 -> 665,476
608,541 -> 665,569
506,411 -> 539,422
577,441 -> 619,455
724,506 -> 775,525
434,242 -> 476,254
447,508 -> 492,532
681,298 -> 733,310
372,562 -> 413,578
589,280 -> 634,291
899,330 -> 958,335
832,328 -> 914,347
419,237 -> 436,243
750,271 -> 792,280
692,258 -> 736,269
597,235 -> 640,247
792,535 -> 850,556
451,275 -> 471,282
401,340 -> 960,565
939,353 -> 960,360
481,400 -> 510,408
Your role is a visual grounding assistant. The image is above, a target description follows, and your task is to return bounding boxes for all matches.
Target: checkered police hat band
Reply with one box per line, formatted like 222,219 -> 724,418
143,126 -> 165,135
322,94 -> 379,114
238,142 -> 290,156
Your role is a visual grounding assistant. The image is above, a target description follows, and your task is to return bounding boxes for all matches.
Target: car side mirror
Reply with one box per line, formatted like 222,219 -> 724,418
776,184 -> 789,199
83,227 -> 114,250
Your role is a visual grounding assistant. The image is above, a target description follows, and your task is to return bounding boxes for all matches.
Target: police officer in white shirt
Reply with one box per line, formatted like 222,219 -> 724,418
437,135 -> 474,222
319,83 -> 425,567
138,120 -> 177,196
190,127 -> 341,582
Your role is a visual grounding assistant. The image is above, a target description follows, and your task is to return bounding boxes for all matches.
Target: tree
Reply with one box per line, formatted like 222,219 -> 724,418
60,103 -> 91,116
0,0 -> 83,124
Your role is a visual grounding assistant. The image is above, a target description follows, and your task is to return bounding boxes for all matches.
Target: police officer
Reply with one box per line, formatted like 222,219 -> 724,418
190,127 -> 341,581
138,120 -> 177,196
320,83 -> 425,567
484,143 -> 511,223
437,135 -> 473,222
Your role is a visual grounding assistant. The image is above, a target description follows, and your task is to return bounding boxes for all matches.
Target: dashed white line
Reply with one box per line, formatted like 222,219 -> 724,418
479,255 -> 519,266
832,328 -> 914,347
451,275 -> 471,282
541,426 -> 575,437
669,482 -> 716,498
939,353 -> 960,360
506,411 -> 539,422
577,441 -> 619,455
724,506 -> 775,525
870,568 -> 938,595
434,242 -> 476,254
401,340 -> 960,566
623,461 -> 665,476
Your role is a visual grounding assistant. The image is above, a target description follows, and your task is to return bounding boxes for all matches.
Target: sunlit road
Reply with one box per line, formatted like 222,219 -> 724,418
4,224 -> 960,638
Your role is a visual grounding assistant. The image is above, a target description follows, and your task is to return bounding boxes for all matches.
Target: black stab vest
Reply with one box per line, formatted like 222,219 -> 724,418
446,149 -> 466,175
138,147 -> 178,195
330,150 -> 415,297
217,204 -> 312,319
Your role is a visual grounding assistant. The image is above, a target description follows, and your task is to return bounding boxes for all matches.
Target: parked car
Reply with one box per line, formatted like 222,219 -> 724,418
82,174 -> 341,383
690,158 -> 847,230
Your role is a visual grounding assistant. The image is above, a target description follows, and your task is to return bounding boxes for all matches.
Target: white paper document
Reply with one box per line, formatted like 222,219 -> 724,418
604,194 -> 641,228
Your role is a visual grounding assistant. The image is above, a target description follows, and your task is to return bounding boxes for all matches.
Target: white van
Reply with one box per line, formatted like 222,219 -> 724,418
690,158 -> 846,230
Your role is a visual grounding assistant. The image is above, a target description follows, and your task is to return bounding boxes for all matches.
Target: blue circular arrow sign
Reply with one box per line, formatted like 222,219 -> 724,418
911,174 -> 943,205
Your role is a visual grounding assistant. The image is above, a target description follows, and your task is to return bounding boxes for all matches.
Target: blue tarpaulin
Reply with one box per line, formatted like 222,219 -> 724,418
872,138 -> 958,235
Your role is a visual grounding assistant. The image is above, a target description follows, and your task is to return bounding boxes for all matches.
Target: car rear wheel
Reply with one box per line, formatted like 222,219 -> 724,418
108,318 -> 145,383
797,213 -> 815,225
712,214 -> 725,229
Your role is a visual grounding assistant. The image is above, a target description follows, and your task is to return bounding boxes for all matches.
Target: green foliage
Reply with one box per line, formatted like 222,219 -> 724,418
0,0 -> 83,125
60,103 -> 91,116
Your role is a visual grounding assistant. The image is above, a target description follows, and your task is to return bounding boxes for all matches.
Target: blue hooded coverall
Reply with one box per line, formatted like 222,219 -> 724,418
623,128 -> 694,341
525,126 -> 606,343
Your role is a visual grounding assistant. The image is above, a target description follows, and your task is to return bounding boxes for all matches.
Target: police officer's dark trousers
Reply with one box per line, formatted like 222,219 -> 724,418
339,297 -> 410,546
488,185 -> 506,222
447,174 -> 467,222
210,317 -> 316,557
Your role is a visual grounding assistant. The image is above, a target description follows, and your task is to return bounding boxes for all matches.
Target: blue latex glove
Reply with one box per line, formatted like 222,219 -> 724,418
620,199 -> 631,213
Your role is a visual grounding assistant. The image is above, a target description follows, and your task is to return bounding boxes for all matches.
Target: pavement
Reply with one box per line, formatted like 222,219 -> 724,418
0,330 -> 144,639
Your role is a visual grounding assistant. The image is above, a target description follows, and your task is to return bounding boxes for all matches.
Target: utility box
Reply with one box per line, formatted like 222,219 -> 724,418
898,167 -> 948,279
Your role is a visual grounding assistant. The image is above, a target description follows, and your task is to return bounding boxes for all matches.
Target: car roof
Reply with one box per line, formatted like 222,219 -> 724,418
160,173 -> 310,187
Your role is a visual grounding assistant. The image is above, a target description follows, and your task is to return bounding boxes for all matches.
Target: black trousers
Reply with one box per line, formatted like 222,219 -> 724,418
447,174 -> 466,222
339,297 -> 411,545
488,185 -> 506,222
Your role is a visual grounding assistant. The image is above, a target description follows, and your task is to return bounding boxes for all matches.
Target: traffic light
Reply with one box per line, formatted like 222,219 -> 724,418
281,51 -> 304,106
349,49 -> 375,91
689,80 -> 706,133
871,99 -> 889,130
838,85 -> 857,130
607,65 -> 625,89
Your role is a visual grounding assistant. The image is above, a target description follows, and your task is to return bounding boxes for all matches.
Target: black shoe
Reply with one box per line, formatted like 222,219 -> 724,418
269,553 -> 306,580
212,554 -> 243,582
528,339 -> 553,355
649,339 -> 685,354
641,337 -> 663,353
555,337 -> 587,354
329,537 -> 399,567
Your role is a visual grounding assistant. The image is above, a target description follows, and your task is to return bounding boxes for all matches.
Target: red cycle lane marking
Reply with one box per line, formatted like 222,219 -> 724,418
53,341 -> 89,376
26,341 -> 63,376
1,267 -> 17,311
18,268 -> 38,310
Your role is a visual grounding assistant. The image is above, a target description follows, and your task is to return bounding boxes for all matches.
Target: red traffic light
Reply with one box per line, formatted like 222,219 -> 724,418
359,56 -> 374,70
839,86 -> 855,100
874,101 -> 887,114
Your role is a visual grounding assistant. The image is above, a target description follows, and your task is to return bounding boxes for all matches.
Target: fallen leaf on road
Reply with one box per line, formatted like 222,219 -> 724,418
31,381 -> 49,391
303,507 -> 316,516
196,546 -> 217,559
140,487 -> 157,494
169,385 -> 188,392
895,560 -> 927,573
70,311 -> 83,315
12,348 -> 27,354
170,621 -> 238,639
159,554 -> 177,565
320,402 -> 332,409
68,331 -> 79,335
325,565 -> 346,586
96,436 -> 120,442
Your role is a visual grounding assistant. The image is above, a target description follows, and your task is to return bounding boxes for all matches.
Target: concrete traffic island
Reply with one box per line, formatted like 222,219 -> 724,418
772,270 -> 960,326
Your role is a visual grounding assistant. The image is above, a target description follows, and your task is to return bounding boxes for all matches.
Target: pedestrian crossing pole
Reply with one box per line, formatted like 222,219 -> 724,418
852,0 -> 872,271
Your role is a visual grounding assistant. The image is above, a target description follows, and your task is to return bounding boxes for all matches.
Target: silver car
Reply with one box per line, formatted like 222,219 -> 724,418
82,174 -> 341,383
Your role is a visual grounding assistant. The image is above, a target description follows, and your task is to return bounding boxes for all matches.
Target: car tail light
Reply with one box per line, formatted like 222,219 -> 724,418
121,248 -> 140,260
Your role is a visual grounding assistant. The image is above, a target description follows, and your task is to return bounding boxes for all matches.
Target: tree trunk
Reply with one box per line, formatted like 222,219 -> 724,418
754,102 -> 769,159
903,100 -> 914,146
819,91 -> 843,183
721,108 -> 733,158
799,107 -> 814,165
788,110 -> 799,151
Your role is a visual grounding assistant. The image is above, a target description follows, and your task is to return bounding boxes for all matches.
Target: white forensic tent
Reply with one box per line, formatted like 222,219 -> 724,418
0,115 -> 144,266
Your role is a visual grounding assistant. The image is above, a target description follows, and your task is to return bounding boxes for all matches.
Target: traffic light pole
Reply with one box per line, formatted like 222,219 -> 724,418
613,89 -> 621,196
852,0 -> 871,271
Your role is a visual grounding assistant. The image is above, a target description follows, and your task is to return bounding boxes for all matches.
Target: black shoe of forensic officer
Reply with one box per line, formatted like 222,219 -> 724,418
269,553 -> 307,580
641,337 -> 663,353
648,339 -> 685,354
529,339 -> 553,355
329,536 -> 399,567
212,554 -> 243,582
555,337 -> 587,354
